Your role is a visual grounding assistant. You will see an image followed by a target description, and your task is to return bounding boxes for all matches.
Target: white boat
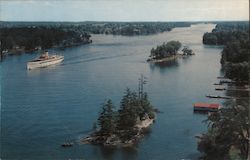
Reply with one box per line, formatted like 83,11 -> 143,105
27,51 -> 64,70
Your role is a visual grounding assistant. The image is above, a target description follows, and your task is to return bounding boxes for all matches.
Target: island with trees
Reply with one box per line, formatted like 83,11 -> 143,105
147,41 -> 194,63
198,21 -> 249,160
82,76 -> 156,147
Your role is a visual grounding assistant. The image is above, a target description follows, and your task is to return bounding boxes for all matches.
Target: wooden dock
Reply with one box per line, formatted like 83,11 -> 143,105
215,87 -> 226,91
206,95 -> 232,99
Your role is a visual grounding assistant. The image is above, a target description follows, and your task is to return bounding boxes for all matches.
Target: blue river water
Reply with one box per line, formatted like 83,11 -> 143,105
1,24 -> 224,160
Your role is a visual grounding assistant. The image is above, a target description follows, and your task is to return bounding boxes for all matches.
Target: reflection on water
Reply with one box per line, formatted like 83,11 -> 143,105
89,144 -> 138,160
99,146 -> 117,160
149,59 -> 179,73
121,147 -> 138,160
153,59 -> 179,68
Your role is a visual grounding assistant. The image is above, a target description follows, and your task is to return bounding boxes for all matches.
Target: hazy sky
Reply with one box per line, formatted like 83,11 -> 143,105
0,0 -> 249,21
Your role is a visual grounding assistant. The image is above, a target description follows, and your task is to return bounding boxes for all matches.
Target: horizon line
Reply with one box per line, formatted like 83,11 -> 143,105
1,20 -> 249,23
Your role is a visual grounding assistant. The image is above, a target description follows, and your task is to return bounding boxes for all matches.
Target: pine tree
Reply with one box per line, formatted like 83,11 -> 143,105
98,99 -> 116,135
117,88 -> 139,130
141,92 -> 155,119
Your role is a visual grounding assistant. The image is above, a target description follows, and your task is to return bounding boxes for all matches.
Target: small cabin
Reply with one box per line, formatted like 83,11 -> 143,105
39,51 -> 49,59
193,103 -> 219,112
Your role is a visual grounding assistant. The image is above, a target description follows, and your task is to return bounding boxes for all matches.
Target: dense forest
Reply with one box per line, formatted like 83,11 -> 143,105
0,26 -> 92,54
203,22 -> 250,82
81,22 -> 191,35
149,41 -> 182,59
0,21 -> 192,36
203,22 -> 249,45
0,21 -> 191,55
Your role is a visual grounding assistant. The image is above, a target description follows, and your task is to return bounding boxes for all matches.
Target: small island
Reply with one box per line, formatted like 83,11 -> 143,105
147,41 -> 194,63
82,76 -> 156,147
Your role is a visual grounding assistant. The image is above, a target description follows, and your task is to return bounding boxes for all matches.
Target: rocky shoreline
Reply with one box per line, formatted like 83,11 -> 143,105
147,54 -> 184,63
81,115 -> 155,147
2,40 -> 92,56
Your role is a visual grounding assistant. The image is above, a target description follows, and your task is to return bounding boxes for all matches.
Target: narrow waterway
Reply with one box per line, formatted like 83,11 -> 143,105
1,24 -> 224,159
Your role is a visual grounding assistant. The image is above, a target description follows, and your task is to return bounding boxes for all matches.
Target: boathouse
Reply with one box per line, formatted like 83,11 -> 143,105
193,103 -> 219,112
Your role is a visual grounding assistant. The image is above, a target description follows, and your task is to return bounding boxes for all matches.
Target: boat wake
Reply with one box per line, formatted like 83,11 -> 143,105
63,53 -> 134,66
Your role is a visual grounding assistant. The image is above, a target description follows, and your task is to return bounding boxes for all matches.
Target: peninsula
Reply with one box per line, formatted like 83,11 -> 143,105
0,27 -> 92,55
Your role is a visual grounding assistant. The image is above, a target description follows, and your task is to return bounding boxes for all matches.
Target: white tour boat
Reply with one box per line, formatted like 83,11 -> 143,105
27,51 -> 64,70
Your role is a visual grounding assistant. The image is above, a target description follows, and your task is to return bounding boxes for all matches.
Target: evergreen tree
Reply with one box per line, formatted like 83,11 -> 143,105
117,88 -> 140,130
198,102 -> 250,159
141,93 -> 155,119
98,99 -> 116,134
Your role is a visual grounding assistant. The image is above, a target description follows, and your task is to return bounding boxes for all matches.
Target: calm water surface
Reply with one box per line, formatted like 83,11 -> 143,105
1,24 -> 224,160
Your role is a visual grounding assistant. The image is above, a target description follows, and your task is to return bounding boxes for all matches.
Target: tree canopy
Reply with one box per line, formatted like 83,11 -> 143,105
97,87 -> 155,137
202,22 -> 250,82
150,41 -> 182,59
198,102 -> 249,160
98,99 -> 116,134
0,27 -> 92,53
199,22 -> 250,159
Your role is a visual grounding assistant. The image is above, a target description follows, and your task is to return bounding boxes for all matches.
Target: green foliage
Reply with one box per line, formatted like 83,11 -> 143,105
150,41 -> 182,59
221,34 -> 249,82
97,87 -> 155,136
203,22 -> 249,45
0,21 -> 191,36
224,62 -> 249,82
117,88 -> 154,130
221,40 -> 249,64
70,22 -> 191,36
202,22 -> 250,82
182,46 -> 194,55
203,32 -> 218,45
117,88 -> 140,129
98,99 -> 116,134
0,27 -> 92,52
198,102 -> 250,159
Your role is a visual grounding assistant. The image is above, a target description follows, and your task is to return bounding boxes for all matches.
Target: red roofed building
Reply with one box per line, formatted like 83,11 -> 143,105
193,103 -> 220,112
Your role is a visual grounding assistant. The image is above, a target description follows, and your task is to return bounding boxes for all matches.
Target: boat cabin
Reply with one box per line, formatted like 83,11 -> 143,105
39,51 -> 49,59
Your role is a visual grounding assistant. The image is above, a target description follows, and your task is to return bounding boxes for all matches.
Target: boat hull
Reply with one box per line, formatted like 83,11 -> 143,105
27,55 -> 64,70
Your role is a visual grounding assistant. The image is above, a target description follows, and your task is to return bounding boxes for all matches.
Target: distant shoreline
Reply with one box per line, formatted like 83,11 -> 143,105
1,41 -> 92,56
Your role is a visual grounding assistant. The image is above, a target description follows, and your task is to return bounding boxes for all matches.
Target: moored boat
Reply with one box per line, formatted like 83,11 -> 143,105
27,51 -> 64,70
